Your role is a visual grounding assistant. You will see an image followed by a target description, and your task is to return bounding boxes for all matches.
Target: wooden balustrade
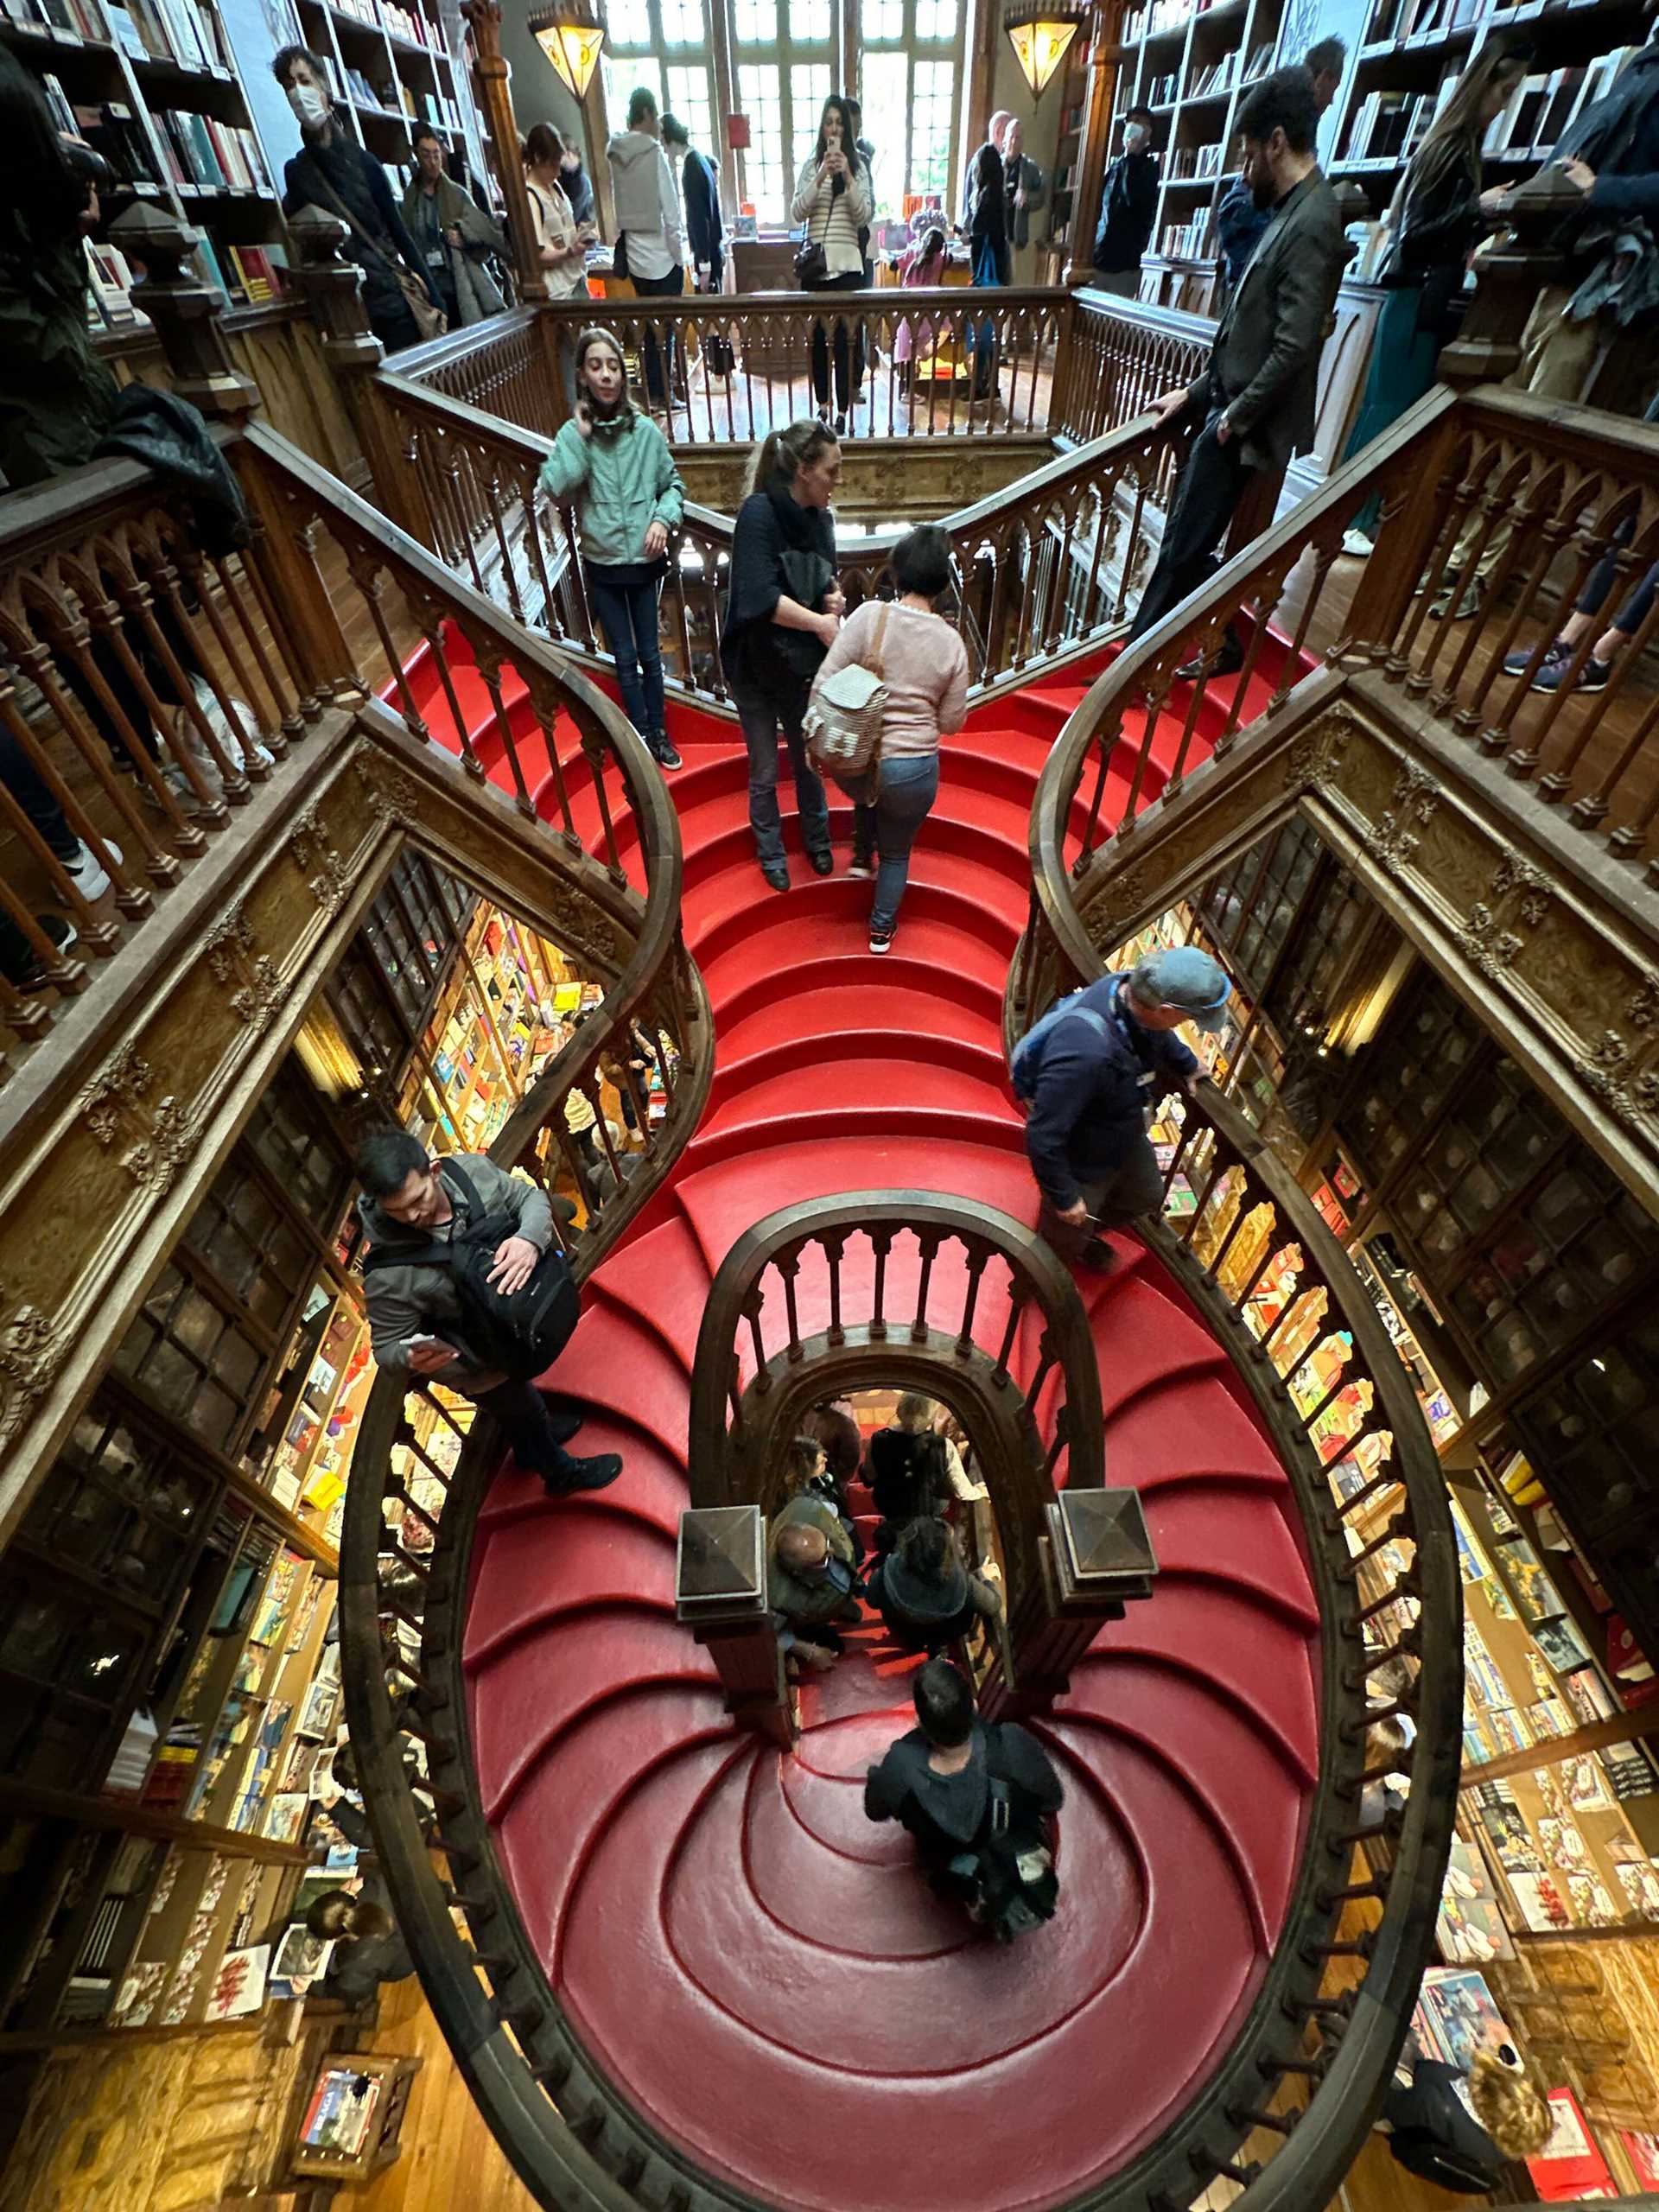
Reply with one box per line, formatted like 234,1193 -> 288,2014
372,365 -> 1188,707
397,288 -> 1077,448
0,442 -> 308,1072
1053,289 -> 1213,447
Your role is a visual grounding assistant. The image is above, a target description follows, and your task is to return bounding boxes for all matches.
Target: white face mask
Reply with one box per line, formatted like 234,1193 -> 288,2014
288,81 -> 327,128
1124,123 -> 1149,152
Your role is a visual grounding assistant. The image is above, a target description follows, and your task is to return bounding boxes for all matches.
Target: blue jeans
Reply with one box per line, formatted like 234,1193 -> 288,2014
848,752 -> 938,930
731,677 -> 830,868
585,563 -> 665,736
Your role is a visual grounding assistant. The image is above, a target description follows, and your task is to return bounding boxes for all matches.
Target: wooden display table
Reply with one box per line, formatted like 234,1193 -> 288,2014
289,2050 -> 422,2184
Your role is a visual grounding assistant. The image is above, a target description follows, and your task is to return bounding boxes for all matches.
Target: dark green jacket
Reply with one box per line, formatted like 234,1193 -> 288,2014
0,224 -> 120,492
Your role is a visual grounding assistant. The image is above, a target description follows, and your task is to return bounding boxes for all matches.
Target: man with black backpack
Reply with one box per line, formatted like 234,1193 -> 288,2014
865,1660 -> 1063,1942
1014,946 -> 1230,1272
354,1132 -> 621,1496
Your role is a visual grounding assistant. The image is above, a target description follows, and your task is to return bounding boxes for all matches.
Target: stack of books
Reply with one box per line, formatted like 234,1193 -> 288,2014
152,107 -> 270,194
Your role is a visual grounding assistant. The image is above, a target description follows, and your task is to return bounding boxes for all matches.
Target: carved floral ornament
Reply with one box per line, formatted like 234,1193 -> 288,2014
204,901 -> 283,1033
287,803 -> 353,916
0,1293 -> 68,1449
1578,976 -> 1659,1135
1459,846 -> 1554,981
354,749 -> 421,827
1365,760 -> 1440,871
77,1039 -> 198,1194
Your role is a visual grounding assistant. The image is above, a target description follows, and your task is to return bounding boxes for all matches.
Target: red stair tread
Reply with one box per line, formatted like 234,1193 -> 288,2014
454,639 -> 1326,2211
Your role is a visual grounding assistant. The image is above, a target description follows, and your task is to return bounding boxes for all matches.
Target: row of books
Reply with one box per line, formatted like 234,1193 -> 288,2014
1167,140 -> 1224,179
1186,51 -> 1236,97
324,0 -> 437,47
1484,53 -> 1637,156
107,0 -> 230,70
83,236 -> 149,325
0,0 -> 111,40
1140,0 -> 1191,36
1160,212 -> 1214,259
1146,69 -> 1179,105
153,103 -> 271,193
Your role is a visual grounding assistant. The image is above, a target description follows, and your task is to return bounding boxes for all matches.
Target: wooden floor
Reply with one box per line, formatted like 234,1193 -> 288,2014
635,340 -> 1057,446
353,1977 -> 537,2212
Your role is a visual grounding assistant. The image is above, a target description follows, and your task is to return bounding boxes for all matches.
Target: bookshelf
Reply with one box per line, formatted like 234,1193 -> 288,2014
1107,0 -> 1650,304
1040,41 -> 1093,278
2,0 -> 488,327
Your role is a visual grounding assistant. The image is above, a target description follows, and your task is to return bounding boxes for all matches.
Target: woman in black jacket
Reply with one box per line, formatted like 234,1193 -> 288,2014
966,138 -> 1007,400
1341,41 -> 1528,552
867,1513 -> 1001,1653
718,420 -> 843,890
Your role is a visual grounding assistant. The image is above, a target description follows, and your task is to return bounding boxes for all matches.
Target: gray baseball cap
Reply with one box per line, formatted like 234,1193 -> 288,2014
1128,946 -> 1231,1033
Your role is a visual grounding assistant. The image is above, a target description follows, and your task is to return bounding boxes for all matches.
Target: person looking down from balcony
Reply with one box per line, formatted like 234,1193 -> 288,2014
720,419 -> 842,891
538,326 -> 686,773
810,522 -> 969,955
792,96 -> 874,437
273,45 -> 437,354
402,125 -> 505,331
1215,37 -> 1345,301
768,1498 -> 861,1674
1128,68 -> 1347,681
353,1131 -> 621,1497
865,1659 -> 1063,1940
1378,2039 -> 1552,2192
1018,946 -> 1230,1272
866,1513 -> 1001,1655
1340,41 -> 1530,558
1091,106 -> 1160,298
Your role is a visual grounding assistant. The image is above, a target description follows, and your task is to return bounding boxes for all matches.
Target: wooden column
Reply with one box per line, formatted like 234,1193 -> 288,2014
984,1487 -> 1158,1720
107,204 -> 258,421
284,207 -> 425,542
1063,0 -> 1122,286
582,70 -> 616,243
677,1504 -> 796,1749
1437,169 -> 1581,392
464,0 -> 549,305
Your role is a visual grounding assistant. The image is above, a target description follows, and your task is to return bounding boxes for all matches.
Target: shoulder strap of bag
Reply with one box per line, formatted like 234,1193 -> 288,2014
436,1156 -> 482,1215
871,601 -> 892,681
303,157 -> 399,275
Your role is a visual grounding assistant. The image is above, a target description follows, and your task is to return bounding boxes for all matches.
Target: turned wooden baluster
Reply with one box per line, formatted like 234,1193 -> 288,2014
109,202 -> 258,423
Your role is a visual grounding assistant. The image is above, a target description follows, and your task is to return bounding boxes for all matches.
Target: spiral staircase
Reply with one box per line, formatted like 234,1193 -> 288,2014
340,612 -> 1461,2212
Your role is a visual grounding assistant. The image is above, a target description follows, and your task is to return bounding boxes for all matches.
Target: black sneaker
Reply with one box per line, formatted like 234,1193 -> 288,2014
543,1452 -> 623,1495
1077,1238 -> 1118,1274
868,922 -> 893,955
761,860 -> 790,892
16,914 -> 77,990
808,849 -> 835,876
1175,642 -> 1244,683
848,857 -> 874,880
652,731 -> 683,772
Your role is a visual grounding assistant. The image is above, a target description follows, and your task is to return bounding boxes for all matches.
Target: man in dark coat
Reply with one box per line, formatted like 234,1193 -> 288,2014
662,112 -> 725,291
1091,106 -> 1159,296
865,1660 -> 1063,1923
1127,68 -> 1347,674
273,44 -> 437,353
1019,946 -> 1230,1269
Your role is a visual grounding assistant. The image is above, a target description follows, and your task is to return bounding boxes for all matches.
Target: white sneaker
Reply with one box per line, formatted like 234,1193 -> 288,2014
182,676 -> 273,772
1342,527 -> 1375,559
62,838 -> 123,900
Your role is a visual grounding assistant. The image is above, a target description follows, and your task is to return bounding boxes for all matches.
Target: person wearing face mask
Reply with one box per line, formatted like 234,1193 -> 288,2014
1091,106 -> 1159,297
1126,69 -> 1345,679
273,45 -> 438,353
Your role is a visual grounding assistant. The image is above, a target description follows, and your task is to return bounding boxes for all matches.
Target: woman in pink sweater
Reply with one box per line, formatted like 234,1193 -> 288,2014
810,523 -> 969,955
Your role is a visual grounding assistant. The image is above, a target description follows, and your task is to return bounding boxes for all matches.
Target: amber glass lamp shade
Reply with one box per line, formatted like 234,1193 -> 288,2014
1003,1 -> 1083,99
531,12 -> 605,99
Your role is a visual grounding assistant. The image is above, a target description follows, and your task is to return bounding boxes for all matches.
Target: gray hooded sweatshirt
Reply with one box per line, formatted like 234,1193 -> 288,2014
607,128 -> 683,280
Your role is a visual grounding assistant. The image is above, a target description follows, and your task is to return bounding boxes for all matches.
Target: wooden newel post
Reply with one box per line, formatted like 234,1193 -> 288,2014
677,1504 -> 796,1749
989,1487 -> 1158,1719
1438,170 -> 1582,391
107,203 -> 258,420
462,0 -> 548,307
286,207 -> 425,535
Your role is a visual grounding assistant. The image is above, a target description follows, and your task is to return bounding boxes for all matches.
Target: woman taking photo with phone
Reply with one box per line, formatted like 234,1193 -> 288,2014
538,326 -> 686,772
791,95 -> 873,437
720,419 -> 844,890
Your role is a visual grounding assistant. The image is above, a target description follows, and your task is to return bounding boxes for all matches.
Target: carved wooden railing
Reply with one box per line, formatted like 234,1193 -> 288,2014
0,447 -> 304,1079
1014,380 -> 1659,1040
682,1191 -> 1124,1737
397,287 -> 1078,447
1052,291 -> 1213,448
372,367 -> 1186,703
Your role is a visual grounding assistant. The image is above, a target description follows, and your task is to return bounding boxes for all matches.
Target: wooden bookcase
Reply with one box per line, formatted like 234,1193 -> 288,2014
1107,0 -> 1649,312
1,0 -> 487,328
1041,41 -> 1095,276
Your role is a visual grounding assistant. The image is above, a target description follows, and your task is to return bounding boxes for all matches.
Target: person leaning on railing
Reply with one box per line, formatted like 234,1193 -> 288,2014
353,1130 -> 621,1497
1014,947 -> 1231,1273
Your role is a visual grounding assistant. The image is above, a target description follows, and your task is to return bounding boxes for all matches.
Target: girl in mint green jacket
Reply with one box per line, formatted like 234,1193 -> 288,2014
538,327 -> 687,770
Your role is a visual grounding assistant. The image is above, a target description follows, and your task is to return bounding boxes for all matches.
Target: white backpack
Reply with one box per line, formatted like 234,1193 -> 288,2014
805,603 -> 892,784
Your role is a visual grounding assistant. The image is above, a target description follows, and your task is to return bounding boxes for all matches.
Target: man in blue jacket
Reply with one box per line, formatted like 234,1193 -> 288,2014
1020,946 -> 1230,1269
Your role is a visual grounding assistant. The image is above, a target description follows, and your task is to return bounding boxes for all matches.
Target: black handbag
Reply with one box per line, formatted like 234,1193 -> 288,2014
795,237 -> 829,286
612,231 -> 631,282
774,544 -> 837,677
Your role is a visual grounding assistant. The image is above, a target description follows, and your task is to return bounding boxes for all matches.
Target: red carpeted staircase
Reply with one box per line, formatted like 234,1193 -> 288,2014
407,642 -> 1323,2212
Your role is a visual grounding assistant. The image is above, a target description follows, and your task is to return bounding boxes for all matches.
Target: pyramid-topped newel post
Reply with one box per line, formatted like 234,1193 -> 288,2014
677,1504 -> 795,1748
463,0 -> 548,307
982,1486 -> 1159,1721
1438,170 -> 1585,391
107,203 -> 258,420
